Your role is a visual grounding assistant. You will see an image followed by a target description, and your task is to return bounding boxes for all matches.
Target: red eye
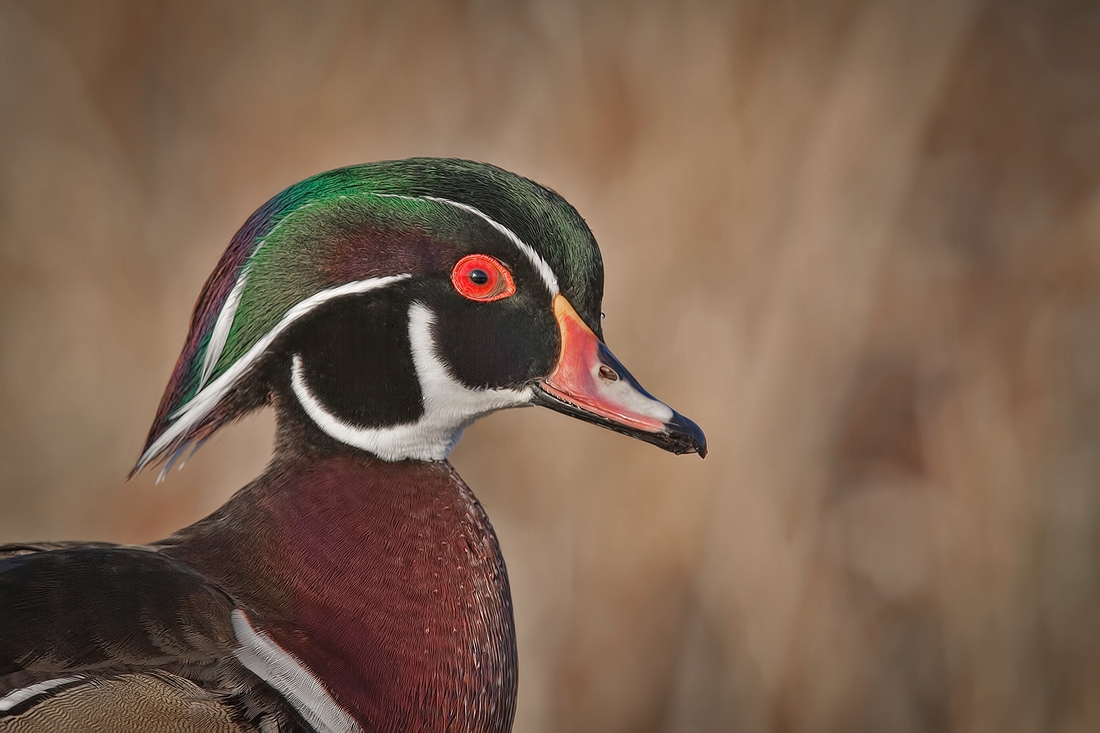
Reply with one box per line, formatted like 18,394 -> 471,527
451,254 -> 516,302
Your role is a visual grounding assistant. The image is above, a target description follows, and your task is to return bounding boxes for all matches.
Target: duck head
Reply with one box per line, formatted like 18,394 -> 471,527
135,159 -> 706,475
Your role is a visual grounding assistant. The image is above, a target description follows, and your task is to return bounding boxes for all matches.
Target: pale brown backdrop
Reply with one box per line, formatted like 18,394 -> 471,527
2,1 -> 1099,731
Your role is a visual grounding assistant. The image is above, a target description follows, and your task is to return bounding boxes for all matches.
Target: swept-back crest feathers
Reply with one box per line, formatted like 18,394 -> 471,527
136,159 -> 604,475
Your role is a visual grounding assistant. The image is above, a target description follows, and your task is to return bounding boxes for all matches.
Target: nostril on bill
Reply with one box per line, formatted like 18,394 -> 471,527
598,365 -> 619,382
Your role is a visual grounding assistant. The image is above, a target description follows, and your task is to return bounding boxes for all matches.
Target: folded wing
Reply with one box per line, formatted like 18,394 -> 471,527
0,544 -> 308,732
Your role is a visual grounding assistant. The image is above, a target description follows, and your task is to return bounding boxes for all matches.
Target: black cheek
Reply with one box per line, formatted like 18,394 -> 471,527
287,294 -> 424,427
435,300 -> 559,390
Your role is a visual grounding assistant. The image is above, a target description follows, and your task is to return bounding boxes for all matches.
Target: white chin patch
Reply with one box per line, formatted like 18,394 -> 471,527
291,302 -> 532,461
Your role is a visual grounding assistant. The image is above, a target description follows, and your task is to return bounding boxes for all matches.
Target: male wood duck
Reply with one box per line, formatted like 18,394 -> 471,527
0,159 -> 705,732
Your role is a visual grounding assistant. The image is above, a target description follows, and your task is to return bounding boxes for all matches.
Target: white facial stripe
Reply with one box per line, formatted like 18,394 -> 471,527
291,302 -> 531,462
145,190 -> 556,472
136,274 -> 412,473
425,196 -> 559,295
199,262 -> 252,389
0,676 -> 84,713
231,610 -> 361,733
199,202 -> 318,391
373,192 -> 559,295
205,191 -> 558,393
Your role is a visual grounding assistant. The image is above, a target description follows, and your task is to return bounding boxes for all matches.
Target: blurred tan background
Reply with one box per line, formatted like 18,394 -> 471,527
2,0 -> 1099,730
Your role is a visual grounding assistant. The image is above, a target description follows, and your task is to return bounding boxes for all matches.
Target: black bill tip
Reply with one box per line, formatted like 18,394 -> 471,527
532,385 -> 708,458
666,410 -> 708,458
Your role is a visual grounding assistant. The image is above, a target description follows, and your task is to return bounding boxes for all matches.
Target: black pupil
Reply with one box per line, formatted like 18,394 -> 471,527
469,269 -> 490,285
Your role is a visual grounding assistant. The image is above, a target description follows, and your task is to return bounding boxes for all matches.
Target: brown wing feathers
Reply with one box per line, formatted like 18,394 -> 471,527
0,545 -> 309,732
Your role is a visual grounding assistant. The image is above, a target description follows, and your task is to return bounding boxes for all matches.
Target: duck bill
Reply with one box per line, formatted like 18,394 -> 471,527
532,295 -> 707,457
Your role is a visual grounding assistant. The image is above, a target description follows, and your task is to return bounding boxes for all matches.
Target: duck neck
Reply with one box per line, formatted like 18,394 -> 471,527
163,447 -> 517,733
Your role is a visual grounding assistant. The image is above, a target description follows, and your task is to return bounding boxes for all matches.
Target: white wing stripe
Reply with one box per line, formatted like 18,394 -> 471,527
0,676 -> 84,713
231,610 -> 361,733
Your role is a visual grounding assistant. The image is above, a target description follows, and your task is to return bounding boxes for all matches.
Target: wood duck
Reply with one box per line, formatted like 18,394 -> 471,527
0,158 -> 705,732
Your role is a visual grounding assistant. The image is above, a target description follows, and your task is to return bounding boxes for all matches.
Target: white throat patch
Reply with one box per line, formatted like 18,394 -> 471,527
291,302 -> 532,461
